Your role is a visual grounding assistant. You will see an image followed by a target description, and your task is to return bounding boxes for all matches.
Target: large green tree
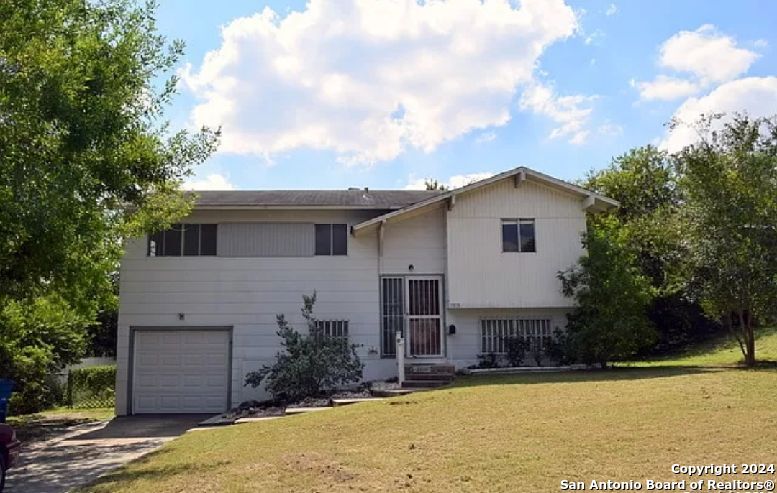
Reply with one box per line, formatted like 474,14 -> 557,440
0,0 -> 218,406
675,115 -> 777,366
583,146 -> 684,292
558,218 -> 656,368
582,146 -> 719,352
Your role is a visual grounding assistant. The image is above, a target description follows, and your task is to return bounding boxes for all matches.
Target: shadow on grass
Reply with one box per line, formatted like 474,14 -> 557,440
452,365 -> 774,389
75,452 -> 231,493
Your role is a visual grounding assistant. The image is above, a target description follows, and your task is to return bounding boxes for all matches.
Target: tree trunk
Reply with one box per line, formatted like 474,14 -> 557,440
738,310 -> 756,367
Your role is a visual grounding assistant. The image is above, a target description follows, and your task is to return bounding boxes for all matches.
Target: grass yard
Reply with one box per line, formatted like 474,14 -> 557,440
627,326 -> 777,367
79,365 -> 777,493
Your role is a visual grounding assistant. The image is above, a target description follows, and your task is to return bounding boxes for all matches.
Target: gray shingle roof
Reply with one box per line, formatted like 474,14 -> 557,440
191,189 -> 442,209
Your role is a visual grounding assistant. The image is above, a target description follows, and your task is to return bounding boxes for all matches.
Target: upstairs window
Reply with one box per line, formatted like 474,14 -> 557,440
148,224 -> 217,257
502,219 -> 536,253
315,224 -> 348,255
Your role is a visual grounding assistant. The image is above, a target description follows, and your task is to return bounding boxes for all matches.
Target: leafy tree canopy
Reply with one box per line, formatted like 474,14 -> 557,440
0,0 -> 219,313
675,114 -> 777,366
0,0 -> 218,410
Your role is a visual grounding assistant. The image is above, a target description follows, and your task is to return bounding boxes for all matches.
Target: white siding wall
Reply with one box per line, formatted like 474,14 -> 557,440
446,179 -> 586,308
116,209 -> 395,415
117,181 -> 585,413
380,206 -> 446,275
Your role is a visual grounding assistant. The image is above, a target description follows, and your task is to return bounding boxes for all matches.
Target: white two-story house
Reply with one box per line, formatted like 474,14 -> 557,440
115,167 -> 617,415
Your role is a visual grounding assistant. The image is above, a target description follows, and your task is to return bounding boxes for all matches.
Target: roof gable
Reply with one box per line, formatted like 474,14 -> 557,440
351,166 -> 618,235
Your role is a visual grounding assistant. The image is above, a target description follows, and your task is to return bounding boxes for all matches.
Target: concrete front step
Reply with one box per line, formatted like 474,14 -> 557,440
330,397 -> 385,407
402,373 -> 455,381
405,363 -> 455,375
371,388 -> 419,397
401,379 -> 450,389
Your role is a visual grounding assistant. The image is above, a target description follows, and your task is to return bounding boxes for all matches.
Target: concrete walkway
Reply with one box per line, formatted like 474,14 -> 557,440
5,415 -> 207,493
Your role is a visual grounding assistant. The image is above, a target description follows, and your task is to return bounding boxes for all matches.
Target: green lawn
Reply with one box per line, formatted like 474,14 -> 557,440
80,365 -> 777,493
626,326 -> 777,367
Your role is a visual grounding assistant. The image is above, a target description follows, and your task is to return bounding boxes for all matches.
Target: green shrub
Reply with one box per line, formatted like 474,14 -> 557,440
544,329 -> 575,366
67,365 -> 116,408
245,293 -> 363,403
476,352 -> 500,369
558,219 -> 656,368
0,295 -> 90,415
503,336 -> 529,367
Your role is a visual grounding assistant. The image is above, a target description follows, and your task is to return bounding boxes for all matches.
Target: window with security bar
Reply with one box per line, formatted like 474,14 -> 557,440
314,320 -> 349,344
480,319 -> 552,354
380,277 -> 404,357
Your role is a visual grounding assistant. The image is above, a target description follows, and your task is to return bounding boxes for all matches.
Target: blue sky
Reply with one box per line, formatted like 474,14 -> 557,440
154,0 -> 777,190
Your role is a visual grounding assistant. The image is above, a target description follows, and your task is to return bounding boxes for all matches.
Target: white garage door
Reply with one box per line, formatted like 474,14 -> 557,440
132,329 -> 230,414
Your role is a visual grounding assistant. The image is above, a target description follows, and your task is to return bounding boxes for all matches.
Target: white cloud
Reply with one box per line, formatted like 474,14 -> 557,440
184,173 -> 235,190
519,82 -> 596,144
753,39 -> 768,49
605,3 -> 617,16
662,77 -> 777,152
658,24 -> 758,84
404,172 -> 495,190
475,131 -> 497,144
633,75 -> 700,101
181,0 -> 578,165
597,122 -> 623,137
633,25 -> 760,103
584,29 -> 604,46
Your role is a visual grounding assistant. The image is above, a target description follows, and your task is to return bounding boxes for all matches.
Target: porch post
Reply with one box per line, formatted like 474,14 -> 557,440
396,331 -> 405,385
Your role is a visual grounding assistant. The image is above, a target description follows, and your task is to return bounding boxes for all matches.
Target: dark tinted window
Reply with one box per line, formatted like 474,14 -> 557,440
200,224 -> 218,255
148,224 -> 217,256
332,224 -> 348,255
315,224 -> 331,255
183,224 -> 200,256
163,225 -> 182,256
519,220 -> 536,252
502,222 -> 519,252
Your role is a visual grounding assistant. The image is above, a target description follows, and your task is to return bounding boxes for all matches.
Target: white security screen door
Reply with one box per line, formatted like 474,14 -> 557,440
406,276 -> 443,357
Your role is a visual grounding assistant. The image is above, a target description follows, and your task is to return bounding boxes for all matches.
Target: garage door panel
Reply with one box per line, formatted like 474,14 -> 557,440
133,329 -> 230,414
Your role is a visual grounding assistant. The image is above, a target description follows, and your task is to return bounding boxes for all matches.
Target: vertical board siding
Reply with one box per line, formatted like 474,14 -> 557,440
447,179 -> 585,308
218,222 -> 314,257
380,207 -> 446,274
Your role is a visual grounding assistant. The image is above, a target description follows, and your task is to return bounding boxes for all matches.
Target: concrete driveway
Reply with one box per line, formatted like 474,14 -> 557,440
5,415 -> 208,493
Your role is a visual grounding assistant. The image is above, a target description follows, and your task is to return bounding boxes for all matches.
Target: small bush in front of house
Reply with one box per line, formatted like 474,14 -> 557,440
245,293 -> 363,403
475,352 -> 500,369
503,336 -> 529,367
544,328 -> 575,366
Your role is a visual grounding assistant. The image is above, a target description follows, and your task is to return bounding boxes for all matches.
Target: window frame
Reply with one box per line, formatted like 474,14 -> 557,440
314,319 -> 350,346
480,318 -> 552,354
147,223 -> 218,257
314,223 -> 348,256
501,218 -> 536,253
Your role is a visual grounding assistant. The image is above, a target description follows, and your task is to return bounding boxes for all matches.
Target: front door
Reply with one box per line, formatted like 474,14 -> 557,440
406,276 -> 444,357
